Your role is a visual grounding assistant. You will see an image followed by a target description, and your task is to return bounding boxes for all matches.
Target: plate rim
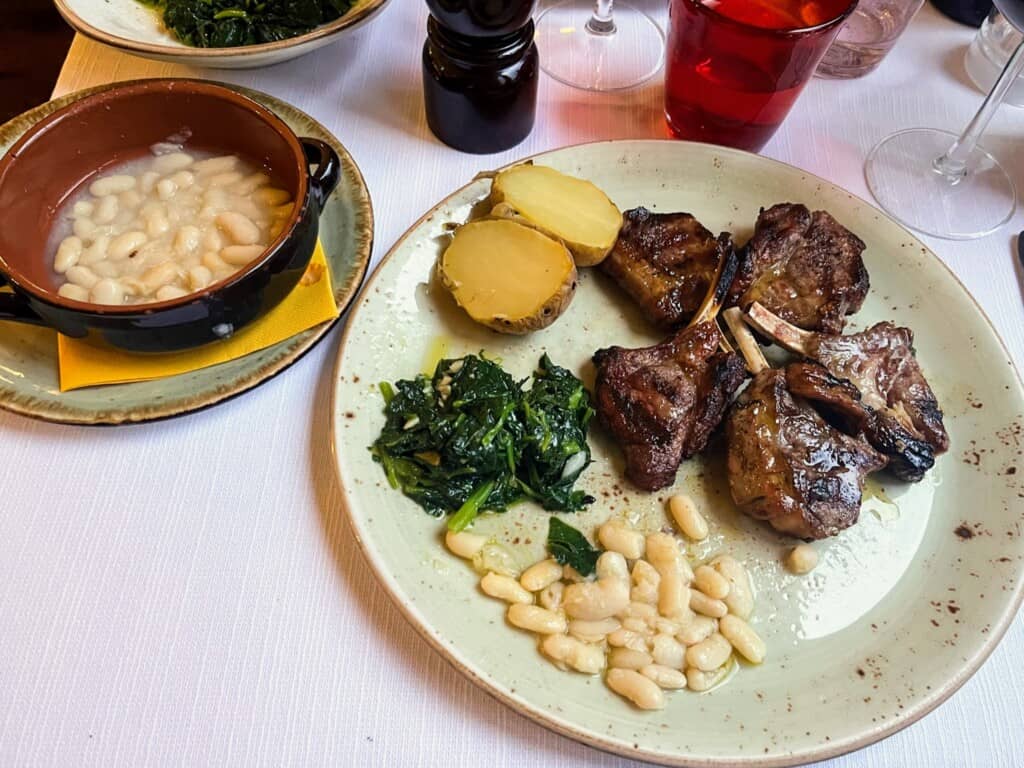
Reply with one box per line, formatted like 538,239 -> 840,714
330,138 -> 1024,767
53,0 -> 391,60
0,78 -> 374,427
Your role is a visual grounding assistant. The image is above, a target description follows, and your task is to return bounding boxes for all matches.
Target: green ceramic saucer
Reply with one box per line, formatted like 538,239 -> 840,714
0,81 -> 372,426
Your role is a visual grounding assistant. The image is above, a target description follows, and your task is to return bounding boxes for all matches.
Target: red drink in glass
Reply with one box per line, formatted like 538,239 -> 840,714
665,0 -> 857,152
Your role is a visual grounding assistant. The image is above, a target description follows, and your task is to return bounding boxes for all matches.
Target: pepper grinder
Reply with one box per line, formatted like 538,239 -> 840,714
422,0 -> 538,154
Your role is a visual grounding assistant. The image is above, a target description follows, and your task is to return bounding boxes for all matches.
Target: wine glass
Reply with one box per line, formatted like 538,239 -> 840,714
864,0 -> 1024,240
534,0 -> 665,91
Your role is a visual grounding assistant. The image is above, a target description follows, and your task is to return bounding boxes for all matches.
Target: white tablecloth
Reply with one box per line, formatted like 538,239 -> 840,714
2,2 -> 1022,766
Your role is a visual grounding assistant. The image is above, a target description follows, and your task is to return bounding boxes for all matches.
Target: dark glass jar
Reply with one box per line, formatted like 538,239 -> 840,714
425,0 -> 535,37
422,11 -> 538,154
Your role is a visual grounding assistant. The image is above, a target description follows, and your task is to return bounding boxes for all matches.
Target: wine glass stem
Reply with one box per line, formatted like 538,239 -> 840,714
934,39 -> 1024,182
586,0 -> 616,36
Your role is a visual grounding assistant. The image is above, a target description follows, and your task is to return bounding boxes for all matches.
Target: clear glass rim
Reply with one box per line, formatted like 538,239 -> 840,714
681,0 -> 859,38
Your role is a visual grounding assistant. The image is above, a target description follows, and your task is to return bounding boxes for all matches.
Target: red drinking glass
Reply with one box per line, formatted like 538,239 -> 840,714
665,0 -> 858,152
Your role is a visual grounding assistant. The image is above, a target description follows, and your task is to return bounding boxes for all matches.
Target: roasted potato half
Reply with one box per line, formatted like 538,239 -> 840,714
489,164 -> 623,267
437,218 -> 578,335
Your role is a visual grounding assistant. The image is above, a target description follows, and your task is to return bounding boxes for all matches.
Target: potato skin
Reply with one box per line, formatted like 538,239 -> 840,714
436,218 -> 579,335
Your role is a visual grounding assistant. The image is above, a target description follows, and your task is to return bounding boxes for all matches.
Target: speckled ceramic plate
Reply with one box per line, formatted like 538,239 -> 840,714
331,140 -> 1024,766
0,81 -> 372,425
54,0 -> 391,69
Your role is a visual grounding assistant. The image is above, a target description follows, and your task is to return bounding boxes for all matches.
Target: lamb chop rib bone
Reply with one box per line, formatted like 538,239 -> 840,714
591,249 -> 745,491
723,311 -> 887,540
744,301 -> 947,482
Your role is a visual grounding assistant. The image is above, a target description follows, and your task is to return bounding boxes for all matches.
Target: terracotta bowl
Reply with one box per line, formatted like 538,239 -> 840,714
0,78 -> 340,352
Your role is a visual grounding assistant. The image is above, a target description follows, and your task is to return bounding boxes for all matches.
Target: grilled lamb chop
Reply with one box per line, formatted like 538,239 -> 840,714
601,207 -> 734,329
725,367 -> 888,540
746,302 -> 948,481
593,251 -> 745,491
721,309 -> 887,540
729,203 -> 870,334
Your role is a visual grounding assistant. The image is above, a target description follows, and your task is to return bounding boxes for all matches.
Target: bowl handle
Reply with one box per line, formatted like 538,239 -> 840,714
300,138 -> 340,211
0,283 -> 46,327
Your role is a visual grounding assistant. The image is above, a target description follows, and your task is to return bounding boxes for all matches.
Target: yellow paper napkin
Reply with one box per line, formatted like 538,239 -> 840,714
57,242 -> 338,392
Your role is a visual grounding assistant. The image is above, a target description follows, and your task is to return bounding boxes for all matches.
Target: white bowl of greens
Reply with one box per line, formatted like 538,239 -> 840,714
54,0 -> 391,69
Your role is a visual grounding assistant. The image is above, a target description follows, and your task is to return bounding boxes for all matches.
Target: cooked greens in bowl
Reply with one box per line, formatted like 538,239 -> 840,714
138,0 -> 356,47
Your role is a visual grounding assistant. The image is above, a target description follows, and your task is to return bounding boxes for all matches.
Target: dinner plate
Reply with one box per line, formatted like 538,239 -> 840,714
54,0 -> 391,69
331,140 -> 1024,766
0,81 -> 372,426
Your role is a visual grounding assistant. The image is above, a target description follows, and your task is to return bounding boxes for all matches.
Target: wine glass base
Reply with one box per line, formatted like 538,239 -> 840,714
865,128 -> 1017,241
535,0 -> 665,92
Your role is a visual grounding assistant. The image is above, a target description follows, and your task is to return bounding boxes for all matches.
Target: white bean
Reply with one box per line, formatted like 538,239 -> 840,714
621,617 -> 648,634
540,634 -> 604,675
72,201 -> 94,218
538,582 -> 564,612
690,590 -> 728,619
597,518 -> 645,560
563,552 -> 630,621
646,533 -> 692,621
481,573 -> 533,605
651,617 -> 683,636
73,218 -> 96,239
606,668 -> 665,710
619,601 -> 657,620
651,633 -> 685,669
174,225 -> 201,256
119,189 -> 144,209
156,285 -> 188,302
710,555 -> 754,620
641,664 -> 687,690
677,615 -> 717,646
606,629 -> 649,653
568,617 -> 620,644
141,261 -> 183,293
669,494 -> 709,541
202,228 -> 225,252
693,565 -> 731,600
686,666 -> 725,693
786,544 -> 819,575
630,560 -> 660,606
445,530 -> 487,560
192,155 -> 238,175
607,647 -> 653,670
139,171 -> 160,194
719,614 -> 766,664
57,283 -> 89,302
506,604 -> 566,635
90,278 -> 125,305
92,195 -> 118,225
89,174 -> 135,197
220,244 -> 265,266
268,220 -> 287,241
168,170 -> 195,189
108,231 -> 147,261
54,236 -> 82,273
208,171 -> 243,188
256,187 -> 291,206
151,152 -> 194,174
520,559 -> 563,592
78,236 -> 109,266
273,202 -> 295,220
216,211 -> 261,245
685,632 -> 732,672
234,172 -> 271,195
92,261 -> 120,279
156,178 -> 177,201
65,265 -> 99,289
146,211 -> 170,238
